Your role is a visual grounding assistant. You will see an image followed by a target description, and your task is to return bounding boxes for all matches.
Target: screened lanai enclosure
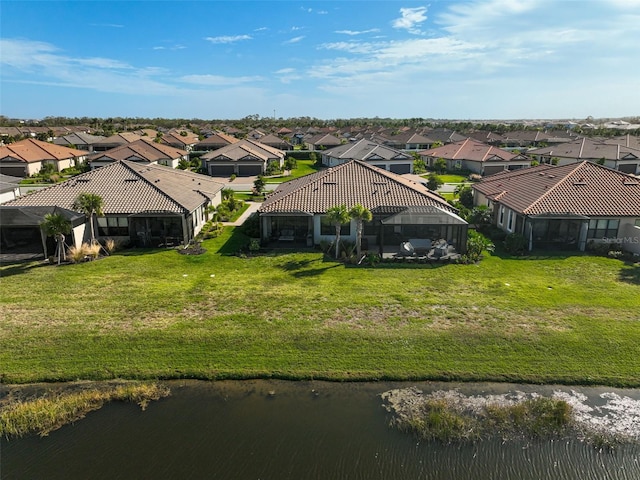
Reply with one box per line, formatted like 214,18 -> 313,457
375,206 -> 468,254
260,205 -> 468,254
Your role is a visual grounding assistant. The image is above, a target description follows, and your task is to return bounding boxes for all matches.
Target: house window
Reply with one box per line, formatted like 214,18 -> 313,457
97,217 -> 129,236
498,206 -> 505,225
587,218 -> 619,239
507,210 -> 514,232
320,216 -> 351,236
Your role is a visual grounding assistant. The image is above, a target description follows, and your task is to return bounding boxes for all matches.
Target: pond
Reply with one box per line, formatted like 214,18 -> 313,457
2,380 -> 639,479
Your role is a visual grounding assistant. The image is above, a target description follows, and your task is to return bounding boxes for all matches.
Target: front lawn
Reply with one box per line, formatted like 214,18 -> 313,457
1,228 -> 638,385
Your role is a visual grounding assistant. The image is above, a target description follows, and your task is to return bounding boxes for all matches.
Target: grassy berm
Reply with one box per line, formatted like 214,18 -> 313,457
1,227 -> 639,386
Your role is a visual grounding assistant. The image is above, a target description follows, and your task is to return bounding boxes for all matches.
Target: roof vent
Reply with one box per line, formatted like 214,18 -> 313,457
323,181 -> 337,185
623,179 -> 639,185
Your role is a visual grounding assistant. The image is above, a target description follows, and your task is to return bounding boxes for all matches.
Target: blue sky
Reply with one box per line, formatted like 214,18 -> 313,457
1,0 -> 639,120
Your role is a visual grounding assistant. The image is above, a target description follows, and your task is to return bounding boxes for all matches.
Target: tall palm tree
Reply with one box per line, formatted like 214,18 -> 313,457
40,213 -> 71,265
326,204 -> 350,259
349,204 -> 372,258
72,193 -> 104,245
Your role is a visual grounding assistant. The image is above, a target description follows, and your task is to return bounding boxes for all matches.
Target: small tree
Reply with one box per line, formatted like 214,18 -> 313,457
72,192 -> 104,245
253,175 -> 266,195
40,213 -> 71,265
455,185 -> 474,209
434,157 -> 447,174
349,204 -> 372,258
426,173 -> 443,191
326,204 -> 351,259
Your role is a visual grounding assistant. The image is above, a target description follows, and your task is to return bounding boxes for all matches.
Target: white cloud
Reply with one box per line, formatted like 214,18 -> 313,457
284,36 -> 305,44
335,29 -> 381,36
89,23 -> 124,28
392,6 -> 428,34
180,74 -> 263,86
205,35 -> 252,44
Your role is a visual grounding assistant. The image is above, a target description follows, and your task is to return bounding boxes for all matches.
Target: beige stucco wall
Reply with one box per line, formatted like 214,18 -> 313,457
615,219 -> 640,254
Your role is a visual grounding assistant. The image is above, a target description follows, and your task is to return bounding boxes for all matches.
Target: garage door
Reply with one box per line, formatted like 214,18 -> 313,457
618,163 -> 638,174
209,164 -> 235,176
390,163 -> 411,174
238,165 -> 263,176
483,166 -> 505,176
0,165 -> 26,177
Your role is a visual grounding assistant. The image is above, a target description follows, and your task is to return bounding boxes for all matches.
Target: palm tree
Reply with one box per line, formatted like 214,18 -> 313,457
349,204 -> 372,258
40,213 -> 71,265
72,193 -> 104,245
326,204 -> 350,259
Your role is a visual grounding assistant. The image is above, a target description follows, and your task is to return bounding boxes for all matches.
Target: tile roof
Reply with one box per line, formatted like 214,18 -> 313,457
473,161 -> 640,216
258,160 -> 457,215
53,132 -> 106,147
195,131 -> 239,147
419,138 -> 520,162
529,138 -> 640,160
5,160 -> 223,215
0,139 -> 89,163
89,139 -> 186,163
201,138 -> 285,162
92,132 -> 145,147
323,139 -> 412,161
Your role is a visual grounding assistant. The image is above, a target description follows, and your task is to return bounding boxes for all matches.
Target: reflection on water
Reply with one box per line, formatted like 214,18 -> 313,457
2,380 -> 639,480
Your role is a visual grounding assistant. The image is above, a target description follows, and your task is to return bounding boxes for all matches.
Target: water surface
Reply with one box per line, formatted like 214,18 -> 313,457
2,380 -> 639,479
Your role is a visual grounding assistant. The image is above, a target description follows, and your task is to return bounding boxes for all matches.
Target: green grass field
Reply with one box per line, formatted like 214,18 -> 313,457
1,228 -> 639,386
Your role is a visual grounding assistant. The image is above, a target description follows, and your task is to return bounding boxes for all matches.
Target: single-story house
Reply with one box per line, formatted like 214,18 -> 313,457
1,160 -> 224,256
201,138 -> 285,177
91,132 -> 146,152
157,131 -> 200,151
304,133 -> 343,151
89,139 -> 189,169
419,138 -> 531,176
258,160 -> 468,253
257,133 -> 292,151
472,161 -> 640,253
0,139 -> 89,177
528,138 -> 640,175
193,131 -> 239,152
53,132 -> 107,152
379,131 -> 438,151
321,139 -> 415,174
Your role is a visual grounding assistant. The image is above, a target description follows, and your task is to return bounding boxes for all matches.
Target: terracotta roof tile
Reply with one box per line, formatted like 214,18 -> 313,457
473,161 -> 640,216
0,139 -> 89,163
5,160 -> 223,214
259,160 -> 456,215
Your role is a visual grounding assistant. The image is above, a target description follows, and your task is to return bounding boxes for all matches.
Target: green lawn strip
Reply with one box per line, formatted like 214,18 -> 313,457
264,160 -> 320,183
1,232 -> 639,385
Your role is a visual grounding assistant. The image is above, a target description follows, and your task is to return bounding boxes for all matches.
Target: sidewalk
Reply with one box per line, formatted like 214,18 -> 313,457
222,201 -> 261,226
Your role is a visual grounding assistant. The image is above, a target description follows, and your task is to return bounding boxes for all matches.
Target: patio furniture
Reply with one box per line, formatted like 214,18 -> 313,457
278,229 -> 295,241
408,238 -> 432,254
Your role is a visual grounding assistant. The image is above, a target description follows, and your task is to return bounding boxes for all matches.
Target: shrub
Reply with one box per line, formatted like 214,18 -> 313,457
67,244 -> 89,263
503,233 -> 527,255
229,174 -> 236,182
465,230 -> 495,263
248,238 -> 261,253
104,238 -> 117,254
86,242 -> 101,260
456,186 -> 474,209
